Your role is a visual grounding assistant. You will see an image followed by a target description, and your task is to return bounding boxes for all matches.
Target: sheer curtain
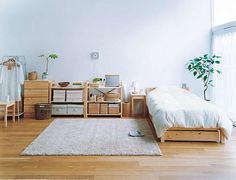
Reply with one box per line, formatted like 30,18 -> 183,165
212,31 -> 236,120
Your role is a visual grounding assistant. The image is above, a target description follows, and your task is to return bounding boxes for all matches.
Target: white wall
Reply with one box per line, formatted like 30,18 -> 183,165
0,0 -> 212,96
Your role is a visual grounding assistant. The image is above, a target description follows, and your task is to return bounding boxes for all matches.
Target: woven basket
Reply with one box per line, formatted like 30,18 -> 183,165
35,104 -> 52,120
28,72 -> 38,80
105,93 -> 120,101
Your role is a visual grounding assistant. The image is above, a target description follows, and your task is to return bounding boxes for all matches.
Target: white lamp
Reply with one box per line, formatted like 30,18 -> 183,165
122,84 -> 129,102
131,81 -> 138,94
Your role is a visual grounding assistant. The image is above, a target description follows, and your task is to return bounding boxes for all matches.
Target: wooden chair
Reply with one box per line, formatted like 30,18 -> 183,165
0,101 -> 15,128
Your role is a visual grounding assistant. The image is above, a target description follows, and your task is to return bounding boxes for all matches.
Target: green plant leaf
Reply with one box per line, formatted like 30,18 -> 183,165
203,75 -> 208,82
187,64 -> 192,70
215,60 -> 220,64
194,58 -> 201,62
49,54 -> 58,59
216,70 -> 221,74
197,74 -> 203,79
193,71 -> 197,76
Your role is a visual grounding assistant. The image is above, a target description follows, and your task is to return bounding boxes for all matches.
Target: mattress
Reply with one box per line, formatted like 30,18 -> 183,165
146,87 -> 232,139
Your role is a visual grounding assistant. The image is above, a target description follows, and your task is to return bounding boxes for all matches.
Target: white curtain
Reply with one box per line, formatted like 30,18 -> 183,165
212,31 -> 236,121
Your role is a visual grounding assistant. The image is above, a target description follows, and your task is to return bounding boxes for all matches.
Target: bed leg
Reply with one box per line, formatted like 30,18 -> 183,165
220,131 -> 225,144
160,136 -> 165,143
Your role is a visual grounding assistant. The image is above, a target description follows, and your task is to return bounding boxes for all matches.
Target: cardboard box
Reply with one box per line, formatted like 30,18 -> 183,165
88,103 -> 100,114
100,104 -> 108,114
108,104 -> 120,114
122,102 -> 130,117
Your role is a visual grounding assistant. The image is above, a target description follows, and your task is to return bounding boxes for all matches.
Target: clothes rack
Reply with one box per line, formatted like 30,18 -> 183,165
0,56 -> 26,121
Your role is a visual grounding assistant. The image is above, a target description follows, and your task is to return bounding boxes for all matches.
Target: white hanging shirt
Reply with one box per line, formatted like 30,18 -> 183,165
0,62 -> 24,102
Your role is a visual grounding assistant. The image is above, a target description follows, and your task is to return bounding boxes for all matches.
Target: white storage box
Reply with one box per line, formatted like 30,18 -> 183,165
67,94 -> 83,98
54,90 -> 66,94
53,90 -> 66,96
53,90 -> 66,100
54,94 -> 66,98
66,98 -> 83,102
67,90 -> 83,94
52,104 -> 67,115
105,75 -> 120,87
53,98 -> 65,102
67,90 -> 83,99
67,104 -> 84,115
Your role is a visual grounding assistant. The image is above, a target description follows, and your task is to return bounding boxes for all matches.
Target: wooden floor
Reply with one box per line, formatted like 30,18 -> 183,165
0,118 -> 236,180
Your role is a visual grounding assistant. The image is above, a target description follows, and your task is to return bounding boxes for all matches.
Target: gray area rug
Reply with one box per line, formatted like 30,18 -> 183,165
21,119 -> 161,156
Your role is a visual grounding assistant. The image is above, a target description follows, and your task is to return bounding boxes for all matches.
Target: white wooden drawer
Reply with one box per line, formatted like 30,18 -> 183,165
52,105 -> 67,115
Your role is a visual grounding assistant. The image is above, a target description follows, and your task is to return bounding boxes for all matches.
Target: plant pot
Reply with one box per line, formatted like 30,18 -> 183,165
28,71 -> 38,80
42,72 -> 48,80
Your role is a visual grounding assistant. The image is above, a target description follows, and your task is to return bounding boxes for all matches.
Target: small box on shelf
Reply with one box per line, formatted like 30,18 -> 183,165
88,103 -> 100,114
100,104 -> 108,114
105,93 -> 120,101
108,104 -> 120,114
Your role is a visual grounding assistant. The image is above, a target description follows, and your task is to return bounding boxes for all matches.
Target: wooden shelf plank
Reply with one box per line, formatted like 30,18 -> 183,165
87,100 -> 121,103
87,86 -> 121,89
51,101 -> 84,104
87,113 -> 121,116
52,114 -> 84,116
52,86 -> 84,90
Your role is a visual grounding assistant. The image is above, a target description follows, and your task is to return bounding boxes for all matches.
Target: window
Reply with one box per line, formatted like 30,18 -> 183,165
212,0 -> 236,123
214,0 -> 236,26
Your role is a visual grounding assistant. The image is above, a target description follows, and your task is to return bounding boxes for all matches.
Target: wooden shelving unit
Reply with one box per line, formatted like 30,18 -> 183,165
86,85 -> 123,117
49,83 -> 123,118
50,83 -> 87,117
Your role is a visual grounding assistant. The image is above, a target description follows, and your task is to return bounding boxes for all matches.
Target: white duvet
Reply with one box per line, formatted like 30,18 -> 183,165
146,87 -> 232,139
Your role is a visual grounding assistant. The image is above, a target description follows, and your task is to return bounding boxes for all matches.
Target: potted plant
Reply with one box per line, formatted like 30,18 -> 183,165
186,54 -> 221,101
39,54 -> 58,79
92,77 -> 103,83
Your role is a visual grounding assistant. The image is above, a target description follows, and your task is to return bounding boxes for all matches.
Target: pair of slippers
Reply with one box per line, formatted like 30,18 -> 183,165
128,130 -> 144,137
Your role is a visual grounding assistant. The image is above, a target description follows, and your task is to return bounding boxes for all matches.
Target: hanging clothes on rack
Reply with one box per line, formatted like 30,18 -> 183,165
0,58 -> 24,102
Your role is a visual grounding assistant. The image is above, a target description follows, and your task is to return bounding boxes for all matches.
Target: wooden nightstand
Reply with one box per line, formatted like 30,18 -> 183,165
130,92 -> 146,117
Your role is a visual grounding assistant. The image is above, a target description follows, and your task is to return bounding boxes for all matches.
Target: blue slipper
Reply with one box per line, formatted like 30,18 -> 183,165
129,130 -> 145,137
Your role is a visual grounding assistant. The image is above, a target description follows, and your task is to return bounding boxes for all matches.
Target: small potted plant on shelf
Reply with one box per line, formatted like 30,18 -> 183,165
39,54 -> 58,79
186,54 -> 221,101
90,77 -> 103,87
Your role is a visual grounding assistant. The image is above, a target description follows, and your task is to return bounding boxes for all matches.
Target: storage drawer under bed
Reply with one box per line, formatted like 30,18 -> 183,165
163,130 -> 221,142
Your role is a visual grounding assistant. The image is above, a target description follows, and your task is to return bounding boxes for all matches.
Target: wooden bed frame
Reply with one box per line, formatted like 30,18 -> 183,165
146,88 -> 226,144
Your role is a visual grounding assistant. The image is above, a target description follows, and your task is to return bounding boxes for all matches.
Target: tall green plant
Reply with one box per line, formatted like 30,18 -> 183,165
39,54 -> 58,75
186,54 -> 221,101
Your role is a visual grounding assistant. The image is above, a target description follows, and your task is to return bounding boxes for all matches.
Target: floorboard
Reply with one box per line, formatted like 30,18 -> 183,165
0,118 -> 236,180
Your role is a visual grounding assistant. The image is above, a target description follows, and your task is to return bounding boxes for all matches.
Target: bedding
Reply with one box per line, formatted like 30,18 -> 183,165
146,87 -> 232,139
